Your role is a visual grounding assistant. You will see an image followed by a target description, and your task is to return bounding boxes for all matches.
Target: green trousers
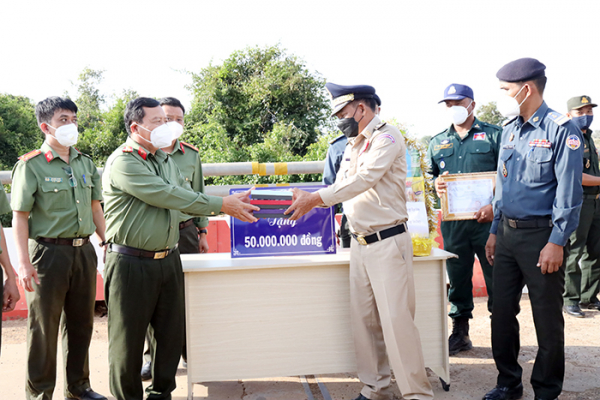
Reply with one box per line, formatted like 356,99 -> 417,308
105,247 -> 184,400
26,240 -> 97,400
144,222 -> 197,366
492,220 -> 565,400
564,198 -> 600,305
441,220 -> 494,319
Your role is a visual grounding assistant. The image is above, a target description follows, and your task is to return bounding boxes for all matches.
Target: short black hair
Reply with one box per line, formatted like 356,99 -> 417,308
124,97 -> 160,134
35,97 -> 78,125
357,98 -> 378,112
518,75 -> 547,95
159,97 -> 185,114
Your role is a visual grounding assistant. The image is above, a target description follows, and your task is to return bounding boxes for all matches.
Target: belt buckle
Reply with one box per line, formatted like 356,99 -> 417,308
356,235 -> 367,246
508,219 -> 517,229
72,238 -> 84,247
154,250 -> 167,260
596,194 -> 599,200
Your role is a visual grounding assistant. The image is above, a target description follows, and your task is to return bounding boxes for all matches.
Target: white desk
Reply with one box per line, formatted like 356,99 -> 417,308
182,248 -> 455,399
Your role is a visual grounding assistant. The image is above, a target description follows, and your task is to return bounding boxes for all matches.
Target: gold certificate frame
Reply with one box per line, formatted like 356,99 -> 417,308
440,172 -> 496,221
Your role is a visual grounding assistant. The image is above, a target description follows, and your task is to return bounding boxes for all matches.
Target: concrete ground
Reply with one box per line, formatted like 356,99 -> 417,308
1,296 -> 599,400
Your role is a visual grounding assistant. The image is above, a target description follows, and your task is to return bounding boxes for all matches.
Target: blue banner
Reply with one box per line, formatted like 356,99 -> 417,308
230,186 -> 337,258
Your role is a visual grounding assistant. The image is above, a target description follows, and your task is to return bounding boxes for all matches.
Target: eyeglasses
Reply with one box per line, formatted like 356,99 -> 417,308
62,167 -> 77,188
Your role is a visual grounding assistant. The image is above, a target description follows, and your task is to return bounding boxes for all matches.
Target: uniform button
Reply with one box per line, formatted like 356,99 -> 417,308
211,212 -> 215,215
186,178 -> 189,181
76,200 -> 80,204
517,158 -> 520,161
54,189 -> 58,192
459,156 -> 462,159
171,226 -> 173,229
166,246 -> 169,249
458,171 -> 461,173
79,218 -> 82,221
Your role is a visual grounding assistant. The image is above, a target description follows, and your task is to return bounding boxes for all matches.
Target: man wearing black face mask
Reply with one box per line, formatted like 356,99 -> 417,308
286,83 -> 433,400
563,95 -> 600,317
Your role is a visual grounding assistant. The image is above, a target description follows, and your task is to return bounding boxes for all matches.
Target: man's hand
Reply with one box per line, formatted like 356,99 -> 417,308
198,232 -> 209,253
435,171 -> 449,197
285,188 -> 324,221
537,242 -> 564,274
221,188 -> 259,223
474,204 -> 494,223
18,262 -> 39,292
3,277 -> 20,312
485,233 -> 496,266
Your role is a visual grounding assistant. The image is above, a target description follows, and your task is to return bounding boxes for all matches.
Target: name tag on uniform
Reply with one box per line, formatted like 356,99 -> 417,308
502,145 -> 514,150
473,133 -> 486,141
529,139 -> 551,148
44,177 -> 63,183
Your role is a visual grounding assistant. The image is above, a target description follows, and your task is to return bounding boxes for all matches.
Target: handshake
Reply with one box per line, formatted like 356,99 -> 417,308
221,188 -> 323,222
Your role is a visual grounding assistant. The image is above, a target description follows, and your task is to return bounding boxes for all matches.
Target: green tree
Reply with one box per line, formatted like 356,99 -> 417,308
476,101 -> 505,126
187,44 -> 333,156
0,94 -> 42,170
73,68 -> 105,132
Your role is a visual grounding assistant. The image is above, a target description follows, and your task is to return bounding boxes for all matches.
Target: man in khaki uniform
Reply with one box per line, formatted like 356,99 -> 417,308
287,83 -> 433,400
0,184 -> 19,355
103,97 -> 258,400
141,97 -> 210,379
12,97 -> 107,400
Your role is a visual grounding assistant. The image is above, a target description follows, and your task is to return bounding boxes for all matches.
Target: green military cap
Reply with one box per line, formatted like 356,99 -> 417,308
567,95 -> 597,111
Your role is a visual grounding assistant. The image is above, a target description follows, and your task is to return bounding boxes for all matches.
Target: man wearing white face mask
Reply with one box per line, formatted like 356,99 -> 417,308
102,97 -> 259,400
426,84 -> 501,356
11,97 -> 107,400
140,97 -> 207,380
483,58 -> 583,400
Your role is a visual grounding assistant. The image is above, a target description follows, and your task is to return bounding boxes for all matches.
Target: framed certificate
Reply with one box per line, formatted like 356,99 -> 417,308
440,172 -> 496,221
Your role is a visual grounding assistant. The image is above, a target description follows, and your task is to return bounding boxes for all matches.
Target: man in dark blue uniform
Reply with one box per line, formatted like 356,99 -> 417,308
483,58 -> 583,400
427,83 -> 501,355
323,95 -> 380,248
563,95 -> 600,318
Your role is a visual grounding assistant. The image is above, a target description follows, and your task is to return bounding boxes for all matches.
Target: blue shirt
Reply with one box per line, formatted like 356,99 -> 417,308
323,134 -> 348,185
491,101 -> 583,246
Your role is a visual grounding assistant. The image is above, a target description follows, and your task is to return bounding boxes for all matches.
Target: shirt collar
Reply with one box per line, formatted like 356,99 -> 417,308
524,101 -> 548,128
41,141 -> 80,163
360,115 -> 382,140
447,117 -> 482,138
170,139 -> 184,155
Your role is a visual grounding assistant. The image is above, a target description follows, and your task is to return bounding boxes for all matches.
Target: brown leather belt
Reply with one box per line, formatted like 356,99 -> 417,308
38,237 -> 90,247
179,218 -> 194,230
110,243 -> 179,260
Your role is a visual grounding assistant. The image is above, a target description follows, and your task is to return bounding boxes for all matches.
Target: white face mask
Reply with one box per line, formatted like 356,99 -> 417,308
497,85 -> 528,119
136,123 -> 173,148
47,123 -> 79,147
166,121 -> 184,139
447,100 -> 473,125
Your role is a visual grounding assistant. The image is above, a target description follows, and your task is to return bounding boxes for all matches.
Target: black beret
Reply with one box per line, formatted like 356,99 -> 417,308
374,93 -> 381,106
326,83 -> 376,116
496,58 -> 546,82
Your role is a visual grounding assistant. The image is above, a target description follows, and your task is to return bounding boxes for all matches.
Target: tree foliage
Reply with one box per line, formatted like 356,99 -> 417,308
0,94 -> 43,170
187,44 -> 333,156
476,101 -> 505,127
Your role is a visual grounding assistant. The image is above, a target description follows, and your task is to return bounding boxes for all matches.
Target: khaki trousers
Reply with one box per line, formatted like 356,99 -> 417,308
350,230 -> 433,400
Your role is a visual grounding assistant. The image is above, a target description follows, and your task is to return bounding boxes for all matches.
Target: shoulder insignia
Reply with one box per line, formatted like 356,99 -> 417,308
375,122 -> 387,130
181,141 -> 199,152
44,151 -> 54,163
329,134 -> 346,145
179,142 -> 186,154
138,147 -> 148,160
432,129 -> 451,138
122,146 -> 133,153
548,112 -> 569,126
375,133 -> 396,144
19,149 -> 42,161
502,117 -> 517,127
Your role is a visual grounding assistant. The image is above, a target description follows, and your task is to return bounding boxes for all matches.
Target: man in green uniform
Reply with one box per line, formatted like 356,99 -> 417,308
140,97 -> 209,380
0,184 -> 19,356
427,83 -> 501,355
563,95 -> 600,318
12,97 -> 107,400
103,97 -> 258,400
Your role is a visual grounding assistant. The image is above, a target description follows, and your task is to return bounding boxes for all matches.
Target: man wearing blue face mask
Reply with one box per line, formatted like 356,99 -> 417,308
563,95 -> 600,318
427,83 -> 501,356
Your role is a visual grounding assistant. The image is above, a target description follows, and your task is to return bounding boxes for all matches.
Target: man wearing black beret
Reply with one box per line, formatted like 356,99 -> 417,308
484,58 -> 584,400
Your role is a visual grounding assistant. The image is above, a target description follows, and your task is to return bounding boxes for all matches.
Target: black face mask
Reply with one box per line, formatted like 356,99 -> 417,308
337,106 -> 364,138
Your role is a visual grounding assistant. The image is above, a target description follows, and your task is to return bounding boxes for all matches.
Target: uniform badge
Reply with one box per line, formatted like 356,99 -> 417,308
440,160 -> 445,169
441,139 -> 450,145
45,151 -> 54,162
502,162 -> 508,178
533,116 -> 539,123
474,124 -> 480,129
582,97 -> 589,104
566,135 -> 581,150
473,133 -> 486,141
586,159 -> 591,169
44,177 -> 63,183
448,86 -> 456,94
509,133 -> 514,142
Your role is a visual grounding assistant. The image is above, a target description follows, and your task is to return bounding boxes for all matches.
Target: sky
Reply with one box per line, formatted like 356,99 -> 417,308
1,0 -> 599,138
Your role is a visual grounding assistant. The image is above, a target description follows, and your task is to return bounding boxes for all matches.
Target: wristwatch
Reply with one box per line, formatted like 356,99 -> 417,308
199,229 -> 208,235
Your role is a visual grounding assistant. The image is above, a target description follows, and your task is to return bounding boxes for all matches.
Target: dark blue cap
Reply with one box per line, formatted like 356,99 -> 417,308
326,83 -> 376,116
374,93 -> 381,106
496,58 -> 546,82
438,84 -> 474,104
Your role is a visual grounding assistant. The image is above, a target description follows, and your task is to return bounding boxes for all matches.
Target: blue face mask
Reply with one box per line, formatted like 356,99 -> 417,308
572,114 -> 594,131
